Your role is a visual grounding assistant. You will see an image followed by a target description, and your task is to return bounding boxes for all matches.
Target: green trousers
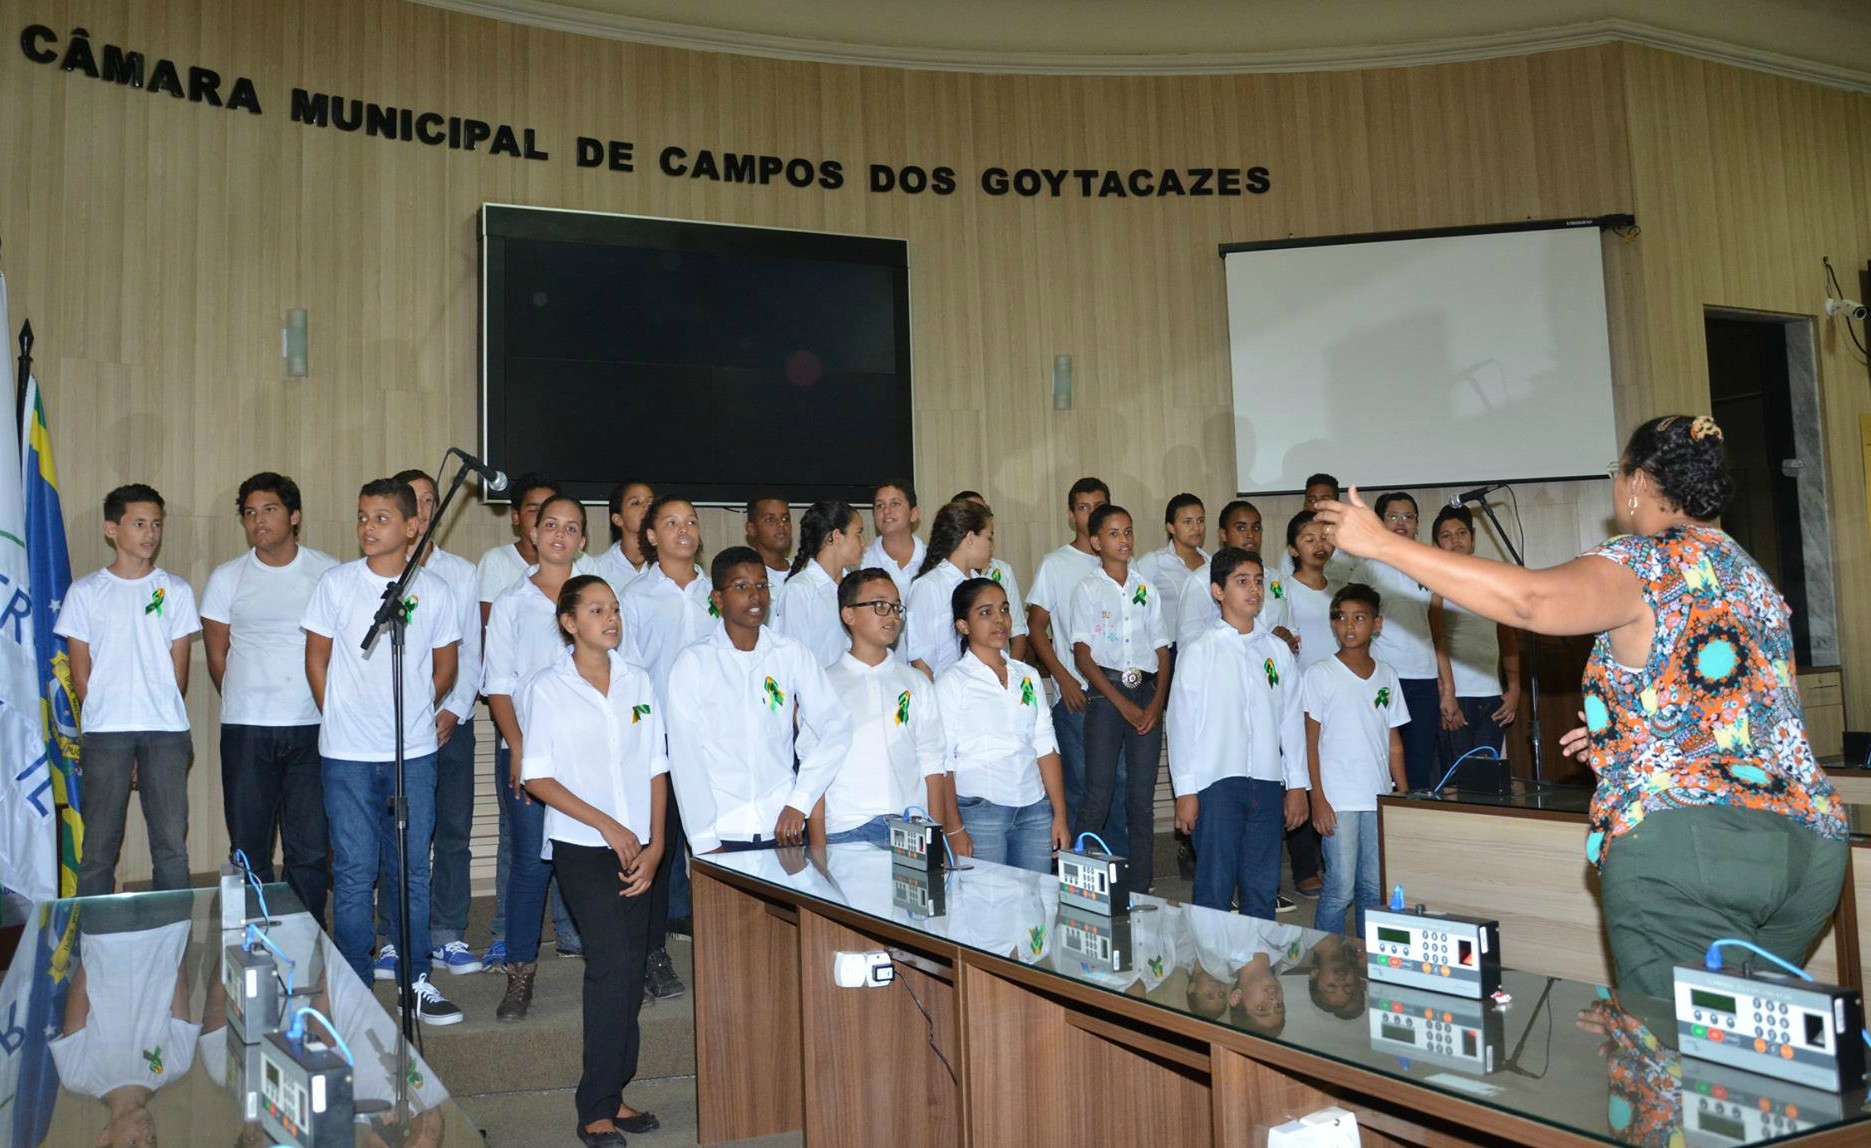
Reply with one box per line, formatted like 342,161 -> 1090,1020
1597,804 -> 1847,999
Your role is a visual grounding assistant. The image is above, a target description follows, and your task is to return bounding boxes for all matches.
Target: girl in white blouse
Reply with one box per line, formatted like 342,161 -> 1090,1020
774,499 -> 865,667
934,578 -> 1070,873
905,500 -> 995,680
520,574 -> 669,1145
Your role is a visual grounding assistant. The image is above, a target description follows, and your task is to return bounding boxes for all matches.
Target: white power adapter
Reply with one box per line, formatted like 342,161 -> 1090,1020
1267,1106 -> 1360,1147
832,950 -> 895,989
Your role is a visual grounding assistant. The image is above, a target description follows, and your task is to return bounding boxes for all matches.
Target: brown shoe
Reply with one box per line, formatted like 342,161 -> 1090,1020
496,961 -> 537,1022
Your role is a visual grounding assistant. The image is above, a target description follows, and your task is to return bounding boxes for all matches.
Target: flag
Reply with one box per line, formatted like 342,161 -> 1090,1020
0,899 -> 79,1148
23,374 -> 81,895
0,273 -> 56,901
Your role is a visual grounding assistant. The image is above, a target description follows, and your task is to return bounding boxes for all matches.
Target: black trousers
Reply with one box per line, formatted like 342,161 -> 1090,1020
220,723 -> 329,921
554,842 -> 652,1128
1076,671 -> 1163,891
647,794 -> 683,950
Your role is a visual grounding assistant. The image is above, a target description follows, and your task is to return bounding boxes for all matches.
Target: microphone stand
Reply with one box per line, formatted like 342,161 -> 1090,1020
359,455 -> 476,1121
1472,493 -> 1545,784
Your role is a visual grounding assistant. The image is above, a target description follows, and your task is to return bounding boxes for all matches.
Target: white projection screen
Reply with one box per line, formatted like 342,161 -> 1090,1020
1224,223 -> 1619,494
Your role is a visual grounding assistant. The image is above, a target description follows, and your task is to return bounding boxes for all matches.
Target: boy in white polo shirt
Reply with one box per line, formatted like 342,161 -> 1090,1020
303,477 -> 463,1024
665,547 -> 852,854
201,472 -> 337,919
806,568 -> 947,847
1302,583 -> 1409,937
1066,503 -> 1171,892
1167,548 -> 1309,919
56,483 -> 202,894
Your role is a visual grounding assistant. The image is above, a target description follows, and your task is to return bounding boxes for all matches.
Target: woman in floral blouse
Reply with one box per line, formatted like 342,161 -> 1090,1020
1314,414 -> 1844,997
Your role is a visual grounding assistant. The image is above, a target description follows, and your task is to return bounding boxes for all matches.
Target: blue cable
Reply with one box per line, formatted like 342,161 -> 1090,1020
232,849 -> 272,921
1428,745 -> 1503,795
1074,832 -> 1113,856
242,924 -> 297,996
287,1006 -> 355,1066
1703,938 -> 1813,982
901,806 -> 958,868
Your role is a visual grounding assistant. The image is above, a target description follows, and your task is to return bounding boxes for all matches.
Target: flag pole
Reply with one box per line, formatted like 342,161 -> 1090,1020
17,319 -> 32,432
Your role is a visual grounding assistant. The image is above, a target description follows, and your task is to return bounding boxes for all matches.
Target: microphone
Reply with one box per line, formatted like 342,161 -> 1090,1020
449,447 -> 509,494
1449,482 -> 1507,508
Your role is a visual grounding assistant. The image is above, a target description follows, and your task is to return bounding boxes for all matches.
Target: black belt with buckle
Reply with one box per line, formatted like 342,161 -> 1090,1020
1104,666 -> 1155,689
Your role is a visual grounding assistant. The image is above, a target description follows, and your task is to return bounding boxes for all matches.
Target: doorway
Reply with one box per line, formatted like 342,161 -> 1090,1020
1704,309 -> 1839,669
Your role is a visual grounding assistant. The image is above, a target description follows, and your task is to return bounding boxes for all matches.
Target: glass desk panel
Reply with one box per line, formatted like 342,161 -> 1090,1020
699,844 -> 1871,1147
0,884 -> 480,1146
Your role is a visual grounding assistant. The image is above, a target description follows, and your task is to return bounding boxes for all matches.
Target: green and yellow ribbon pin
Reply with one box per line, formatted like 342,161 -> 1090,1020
1131,583 -> 1149,606
1269,580 -> 1286,600
631,703 -> 652,724
1019,677 -> 1036,706
1263,657 -> 1279,687
763,675 -> 786,712
398,594 -> 419,624
1375,686 -> 1391,709
895,690 -> 911,725
142,1046 -> 164,1076
707,598 -> 721,618
144,587 -> 165,616
988,566 -> 1003,584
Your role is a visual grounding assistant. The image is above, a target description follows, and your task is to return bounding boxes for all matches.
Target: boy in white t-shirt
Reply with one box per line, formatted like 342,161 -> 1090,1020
302,478 -> 463,1025
201,472 -> 337,920
1301,583 -> 1409,937
55,483 -> 202,895
859,478 -> 926,605
745,492 -> 795,593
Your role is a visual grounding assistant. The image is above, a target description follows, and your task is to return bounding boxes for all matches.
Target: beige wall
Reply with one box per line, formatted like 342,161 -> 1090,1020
0,0 -> 1865,881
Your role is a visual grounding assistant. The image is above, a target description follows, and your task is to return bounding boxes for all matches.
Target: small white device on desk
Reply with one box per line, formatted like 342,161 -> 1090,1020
1672,939 -> 1865,1092
1364,885 -> 1501,1000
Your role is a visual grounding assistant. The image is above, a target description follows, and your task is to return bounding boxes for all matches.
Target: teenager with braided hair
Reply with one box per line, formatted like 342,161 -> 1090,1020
775,499 -> 865,667
904,500 -> 995,679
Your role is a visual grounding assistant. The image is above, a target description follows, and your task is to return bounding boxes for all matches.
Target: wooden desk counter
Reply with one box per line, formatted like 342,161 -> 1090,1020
690,846 -> 1871,1148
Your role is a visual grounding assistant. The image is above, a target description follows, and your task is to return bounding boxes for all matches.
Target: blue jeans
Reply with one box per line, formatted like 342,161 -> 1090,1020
958,794 -> 1055,874
1191,777 -> 1284,919
428,716 -> 476,944
824,815 -> 891,847
495,741 -> 581,960
324,753 -> 436,983
1052,700 -> 1126,849
1316,809 -> 1380,937
1398,678 -> 1442,791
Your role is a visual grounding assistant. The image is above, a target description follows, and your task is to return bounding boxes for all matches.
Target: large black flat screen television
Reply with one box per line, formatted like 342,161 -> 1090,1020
481,204 -> 913,505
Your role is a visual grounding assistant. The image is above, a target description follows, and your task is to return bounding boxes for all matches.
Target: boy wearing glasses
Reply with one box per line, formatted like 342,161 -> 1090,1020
1348,491 -> 1439,790
665,547 -> 853,853
806,568 -> 949,848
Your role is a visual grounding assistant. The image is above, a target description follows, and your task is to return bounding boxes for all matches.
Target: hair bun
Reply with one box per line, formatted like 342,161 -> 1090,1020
1623,415 -> 1733,521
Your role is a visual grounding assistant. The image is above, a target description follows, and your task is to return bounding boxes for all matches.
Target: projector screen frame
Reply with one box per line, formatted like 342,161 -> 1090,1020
1217,214 -> 1635,496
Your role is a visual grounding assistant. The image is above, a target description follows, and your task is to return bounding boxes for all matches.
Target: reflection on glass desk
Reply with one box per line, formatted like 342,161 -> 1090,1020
0,884 -> 480,1146
699,844 -> 1871,1146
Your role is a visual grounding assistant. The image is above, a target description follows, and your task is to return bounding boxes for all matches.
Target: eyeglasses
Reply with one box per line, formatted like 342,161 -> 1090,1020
848,600 -> 906,617
1383,513 -> 1418,525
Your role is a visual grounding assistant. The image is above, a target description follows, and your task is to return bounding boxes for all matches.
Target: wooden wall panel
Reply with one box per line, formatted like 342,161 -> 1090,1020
0,0 -> 1864,882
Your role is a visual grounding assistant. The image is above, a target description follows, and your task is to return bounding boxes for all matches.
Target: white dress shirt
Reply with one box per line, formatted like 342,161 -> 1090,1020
425,546 -> 482,722
518,648 -> 669,853
805,653 -> 946,833
1026,544 -> 1100,692
773,559 -> 848,668
1167,619 -> 1309,797
477,541 -> 600,604
480,569 -> 566,698
935,651 -> 1058,808
860,534 -> 927,603
664,626 -> 852,853
1133,543 -> 1208,646
1352,557 -> 1437,679
619,561 -> 715,703
904,560 -> 973,676
1066,565 -> 1169,674
594,542 -> 649,597
985,557 -> 1029,638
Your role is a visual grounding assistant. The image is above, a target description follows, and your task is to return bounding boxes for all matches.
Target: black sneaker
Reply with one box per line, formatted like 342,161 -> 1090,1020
645,947 -> 686,1000
403,973 -> 463,1026
1275,894 -> 1298,914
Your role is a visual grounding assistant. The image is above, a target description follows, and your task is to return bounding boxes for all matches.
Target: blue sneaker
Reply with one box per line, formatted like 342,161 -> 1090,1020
373,943 -> 399,982
430,941 -> 484,975
480,938 -> 508,973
